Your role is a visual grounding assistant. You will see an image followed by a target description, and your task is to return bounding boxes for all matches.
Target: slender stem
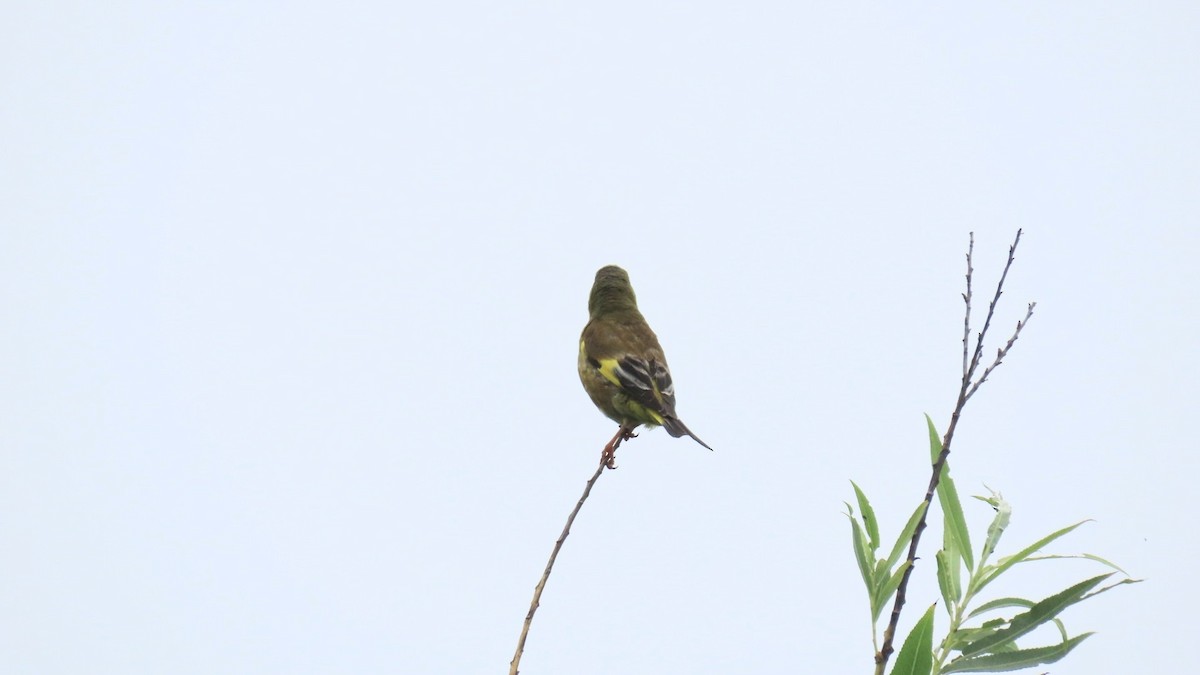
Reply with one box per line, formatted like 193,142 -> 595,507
963,229 -> 1024,402
965,302 -> 1036,402
509,451 -> 614,675
874,230 -> 1031,673
961,232 -> 975,379
875,408 -> 962,674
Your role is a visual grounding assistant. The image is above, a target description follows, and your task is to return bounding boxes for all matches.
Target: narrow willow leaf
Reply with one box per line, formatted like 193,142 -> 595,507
966,597 -> 1033,620
1081,553 -> 1128,575
890,604 -> 936,675
871,558 -> 892,618
943,628 -> 970,652
952,617 -> 1006,649
961,574 -> 1112,656
940,511 -> 960,607
925,413 -> 942,463
849,515 -> 874,593
978,489 -> 1011,562
976,521 -> 1089,592
852,480 -> 880,551
886,501 -> 928,571
926,415 -> 974,571
942,633 -> 1093,673
971,493 -> 1000,509
939,470 -> 973,571
873,558 -> 891,587
943,533 -> 961,599
936,549 -> 961,612
1081,577 -> 1143,601
1017,553 -> 1132,580
1017,552 -> 1125,573
873,561 -> 912,623
988,640 -> 1019,654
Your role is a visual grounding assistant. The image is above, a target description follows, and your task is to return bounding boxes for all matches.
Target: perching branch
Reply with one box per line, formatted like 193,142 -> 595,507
874,230 -> 1034,674
509,432 -> 630,675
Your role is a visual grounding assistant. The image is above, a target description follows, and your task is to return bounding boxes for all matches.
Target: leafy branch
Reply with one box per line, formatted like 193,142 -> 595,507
874,230 -> 1035,673
849,230 -> 1137,675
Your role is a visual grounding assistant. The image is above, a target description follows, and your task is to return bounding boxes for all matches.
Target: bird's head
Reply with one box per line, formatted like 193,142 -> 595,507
589,265 -> 639,316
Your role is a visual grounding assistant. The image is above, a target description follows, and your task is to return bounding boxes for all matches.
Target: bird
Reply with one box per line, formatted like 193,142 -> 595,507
578,265 -> 712,468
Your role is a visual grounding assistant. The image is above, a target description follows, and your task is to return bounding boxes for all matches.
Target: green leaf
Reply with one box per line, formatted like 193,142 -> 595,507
1081,576 -> 1143,601
939,468 -> 973,571
939,532 -> 959,619
849,514 -> 874,593
1080,553 -> 1128,575
872,561 -> 912,623
961,574 -> 1112,656
988,639 -> 1019,654
936,549 -> 962,611
886,501 -> 928,572
1019,552 -> 1129,576
977,488 -> 1011,563
873,557 -> 891,584
890,604 -> 936,675
964,571 -> 1142,619
926,415 -> 973,571
926,413 -> 943,464
965,597 -> 1033,621
942,633 -> 1093,673
870,558 -> 891,618
948,618 -> 1006,652
975,521 -> 1089,593
852,480 -> 880,552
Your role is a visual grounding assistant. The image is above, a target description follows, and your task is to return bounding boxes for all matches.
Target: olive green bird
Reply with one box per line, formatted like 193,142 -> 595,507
578,265 -> 712,467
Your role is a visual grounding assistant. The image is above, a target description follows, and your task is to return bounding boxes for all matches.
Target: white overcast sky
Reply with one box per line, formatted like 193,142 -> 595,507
2,2 -> 1197,674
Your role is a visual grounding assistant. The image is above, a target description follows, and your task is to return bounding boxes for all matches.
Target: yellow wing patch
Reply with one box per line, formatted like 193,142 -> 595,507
580,341 -> 627,388
595,357 -> 624,388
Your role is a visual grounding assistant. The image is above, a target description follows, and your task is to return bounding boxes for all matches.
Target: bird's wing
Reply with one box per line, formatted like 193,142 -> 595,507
588,352 -> 677,417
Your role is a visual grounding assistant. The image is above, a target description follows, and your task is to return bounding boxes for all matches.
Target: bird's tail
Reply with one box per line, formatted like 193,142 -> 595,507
662,416 -> 713,451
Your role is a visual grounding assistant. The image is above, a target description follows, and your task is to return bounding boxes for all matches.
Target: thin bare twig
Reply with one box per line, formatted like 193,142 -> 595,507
965,229 -> 1024,389
965,302 -> 1036,403
961,233 -> 975,380
510,435 -> 627,675
874,230 -> 1033,673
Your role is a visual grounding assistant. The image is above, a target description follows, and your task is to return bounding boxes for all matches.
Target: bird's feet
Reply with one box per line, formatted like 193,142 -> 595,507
601,444 -> 618,470
600,426 -> 638,469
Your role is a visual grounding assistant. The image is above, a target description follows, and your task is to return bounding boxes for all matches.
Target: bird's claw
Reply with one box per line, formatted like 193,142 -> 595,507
600,443 -> 619,470
601,426 -> 639,470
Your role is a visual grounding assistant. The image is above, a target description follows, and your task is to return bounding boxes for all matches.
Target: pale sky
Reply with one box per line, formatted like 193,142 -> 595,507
2,3 -> 1197,674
